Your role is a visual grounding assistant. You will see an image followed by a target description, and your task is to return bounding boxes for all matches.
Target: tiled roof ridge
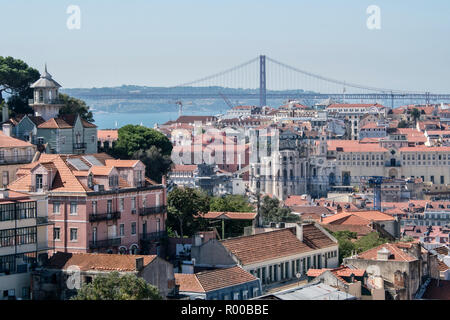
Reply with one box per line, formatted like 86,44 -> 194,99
220,226 -> 297,243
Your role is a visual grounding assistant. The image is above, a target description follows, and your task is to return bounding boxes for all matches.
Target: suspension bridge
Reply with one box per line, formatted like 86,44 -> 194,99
77,55 -> 450,108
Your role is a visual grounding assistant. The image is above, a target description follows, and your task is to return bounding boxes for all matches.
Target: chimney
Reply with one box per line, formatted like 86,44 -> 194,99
2,104 -> 8,123
135,257 -> 144,271
2,123 -> 12,137
377,247 -> 391,261
0,189 -> 9,199
295,223 -> 304,242
194,233 -> 204,246
161,175 -> 167,186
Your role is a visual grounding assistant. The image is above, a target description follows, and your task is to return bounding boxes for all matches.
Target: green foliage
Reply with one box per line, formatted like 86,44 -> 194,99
397,120 -> 409,128
260,195 -> 300,224
71,272 -> 162,300
408,108 -> 421,123
167,187 -> 210,238
332,230 -> 388,263
109,125 -> 174,182
114,125 -> 173,158
0,56 -> 40,116
210,195 -> 253,212
133,146 -> 172,183
58,93 -> 94,122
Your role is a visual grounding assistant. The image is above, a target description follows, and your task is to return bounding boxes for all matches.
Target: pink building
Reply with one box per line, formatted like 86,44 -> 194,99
8,153 -> 167,255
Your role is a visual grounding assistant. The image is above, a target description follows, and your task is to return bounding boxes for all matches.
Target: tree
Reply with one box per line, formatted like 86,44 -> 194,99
260,196 -> 300,224
113,125 -> 173,159
71,272 -> 162,300
133,146 -> 172,183
209,195 -> 255,238
210,195 -> 253,212
167,187 -> 210,238
409,108 -> 421,125
58,93 -> 94,122
397,120 -> 409,128
0,56 -> 40,117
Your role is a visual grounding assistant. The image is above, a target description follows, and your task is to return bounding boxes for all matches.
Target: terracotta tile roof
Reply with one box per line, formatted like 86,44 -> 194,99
175,266 -> 257,293
97,129 -> 118,141
199,212 -> 257,220
46,252 -> 157,272
0,131 -> 35,148
104,159 -> 140,168
307,266 -> 366,279
221,224 -> 336,266
89,165 -> 114,176
284,195 -> 310,207
171,164 -> 198,172
175,273 -> 205,293
356,243 -> 416,262
322,210 -> 394,225
327,140 -> 387,153
38,117 -> 73,129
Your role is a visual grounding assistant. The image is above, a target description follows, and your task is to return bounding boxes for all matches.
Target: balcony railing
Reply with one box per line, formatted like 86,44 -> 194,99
89,237 -> 121,249
89,211 -> 121,223
0,155 -> 34,165
139,206 -> 166,216
29,98 -> 64,105
73,143 -> 87,150
139,231 -> 168,242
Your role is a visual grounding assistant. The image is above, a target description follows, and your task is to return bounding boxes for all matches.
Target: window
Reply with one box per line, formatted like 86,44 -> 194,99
131,222 -> 136,235
233,292 -> 240,300
120,198 -> 124,212
107,200 -> 112,213
35,174 -> 43,190
253,288 -> 259,298
120,224 -> 125,236
242,290 -> 248,300
91,135 -> 95,143
53,202 -> 60,214
70,228 -> 78,241
70,202 -> 77,215
131,197 -> 136,209
2,171 -> 9,187
92,201 -> 97,214
53,227 -> 60,240
441,176 -> 445,184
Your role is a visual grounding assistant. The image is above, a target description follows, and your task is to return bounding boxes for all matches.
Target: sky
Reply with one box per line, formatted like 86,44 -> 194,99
1,0 -> 450,92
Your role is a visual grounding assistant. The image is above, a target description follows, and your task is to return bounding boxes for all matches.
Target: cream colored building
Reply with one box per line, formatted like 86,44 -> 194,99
0,190 -> 50,300
0,130 -> 37,188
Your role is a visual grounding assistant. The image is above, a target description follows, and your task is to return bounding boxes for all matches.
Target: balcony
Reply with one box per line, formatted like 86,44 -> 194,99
139,231 -> 168,242
89,237 -> 121,249
29,98 -> 64,105
139,206 -> 166,216
73,143 -> 87,150
0,155 -> 34,165
89,211 -> 121,223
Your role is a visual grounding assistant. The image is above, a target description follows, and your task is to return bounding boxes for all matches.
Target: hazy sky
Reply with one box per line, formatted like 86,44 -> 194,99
1,0 -> 450,92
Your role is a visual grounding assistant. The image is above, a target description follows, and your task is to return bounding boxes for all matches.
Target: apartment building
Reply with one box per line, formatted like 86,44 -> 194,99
0,190 -> 50,300
0,131 -> 37,188
191,223 -> 339,291
7,153 -> 167,255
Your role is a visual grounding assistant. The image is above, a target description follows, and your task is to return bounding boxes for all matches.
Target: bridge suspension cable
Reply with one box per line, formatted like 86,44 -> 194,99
265,56 -> 424,95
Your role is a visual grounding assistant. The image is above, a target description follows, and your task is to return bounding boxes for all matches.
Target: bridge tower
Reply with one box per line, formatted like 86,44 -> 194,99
259,55 -> 266,107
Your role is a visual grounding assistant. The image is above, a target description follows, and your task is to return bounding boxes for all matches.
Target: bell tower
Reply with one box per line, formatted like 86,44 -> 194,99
29,65 -> 64,121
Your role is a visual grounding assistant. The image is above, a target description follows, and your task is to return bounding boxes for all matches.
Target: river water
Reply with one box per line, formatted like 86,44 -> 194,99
92,111 -> 214,129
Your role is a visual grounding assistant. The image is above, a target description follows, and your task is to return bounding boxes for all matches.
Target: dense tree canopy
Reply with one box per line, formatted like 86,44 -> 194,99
0,56 -> 40,118
72,272 -> 162,300
58,93 -> 94,122
260,195 -> 300,224
209,195 -> 254,212
114,125 -> 173,158
167,186 -> 210,238
109,125 -> 174,182
331,230 -> 388,263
